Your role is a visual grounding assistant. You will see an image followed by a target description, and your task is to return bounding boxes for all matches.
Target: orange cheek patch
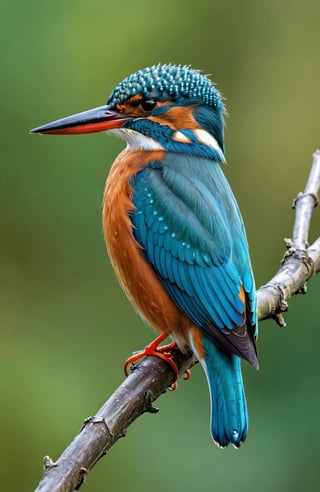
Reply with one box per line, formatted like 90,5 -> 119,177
165,105 -> 199,129
150,105 -> 199,131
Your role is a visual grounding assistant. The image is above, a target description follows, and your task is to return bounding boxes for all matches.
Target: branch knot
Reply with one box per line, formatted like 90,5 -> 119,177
292,191 -> 319,209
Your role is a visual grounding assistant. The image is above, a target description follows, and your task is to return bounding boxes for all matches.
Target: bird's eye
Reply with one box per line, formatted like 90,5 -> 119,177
140,98 -> 157,112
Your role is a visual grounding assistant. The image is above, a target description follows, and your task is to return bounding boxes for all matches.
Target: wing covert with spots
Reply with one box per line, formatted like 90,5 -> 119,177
130,154 -> 257,365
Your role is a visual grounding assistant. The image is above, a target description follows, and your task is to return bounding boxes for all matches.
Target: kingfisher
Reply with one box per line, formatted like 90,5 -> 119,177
31,64 -> 258,449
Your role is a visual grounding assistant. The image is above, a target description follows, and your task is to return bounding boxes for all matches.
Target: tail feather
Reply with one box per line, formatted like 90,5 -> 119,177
193,335 -> 248,448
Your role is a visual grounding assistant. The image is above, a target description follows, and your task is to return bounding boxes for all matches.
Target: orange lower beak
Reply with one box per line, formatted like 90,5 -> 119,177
30,105 -> 133,135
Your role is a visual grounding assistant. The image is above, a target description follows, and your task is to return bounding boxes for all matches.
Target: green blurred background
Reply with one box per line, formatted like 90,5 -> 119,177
1,0 -> 320,491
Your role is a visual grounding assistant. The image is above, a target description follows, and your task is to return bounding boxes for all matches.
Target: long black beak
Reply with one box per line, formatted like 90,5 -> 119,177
30,105 -> 133,135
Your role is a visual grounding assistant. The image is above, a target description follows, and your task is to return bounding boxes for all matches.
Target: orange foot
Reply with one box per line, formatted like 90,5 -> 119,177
124,333 -> 178,378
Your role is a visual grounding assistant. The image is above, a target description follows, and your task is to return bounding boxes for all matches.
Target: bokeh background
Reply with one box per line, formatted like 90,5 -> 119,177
1,1 -> 320,491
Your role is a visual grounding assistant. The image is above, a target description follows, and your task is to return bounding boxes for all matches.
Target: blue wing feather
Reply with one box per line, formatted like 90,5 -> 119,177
130,154 -> 257,366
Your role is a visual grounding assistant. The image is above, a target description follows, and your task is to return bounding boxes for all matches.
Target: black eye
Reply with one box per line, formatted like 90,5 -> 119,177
140,98 -> 157,112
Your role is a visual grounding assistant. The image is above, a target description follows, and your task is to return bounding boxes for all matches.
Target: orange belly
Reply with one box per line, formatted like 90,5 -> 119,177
102,149 -> 193,346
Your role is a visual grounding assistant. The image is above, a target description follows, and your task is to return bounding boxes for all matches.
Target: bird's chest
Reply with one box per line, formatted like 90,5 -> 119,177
102,151 -> 145,285
102,150 -> 185,334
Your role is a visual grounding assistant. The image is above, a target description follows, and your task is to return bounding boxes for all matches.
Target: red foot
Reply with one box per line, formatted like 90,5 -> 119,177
124,333 -> 179,382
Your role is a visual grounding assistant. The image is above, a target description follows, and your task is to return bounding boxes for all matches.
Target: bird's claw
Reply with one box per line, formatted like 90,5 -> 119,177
124,334 -> 192,391
124,333 -> 180,386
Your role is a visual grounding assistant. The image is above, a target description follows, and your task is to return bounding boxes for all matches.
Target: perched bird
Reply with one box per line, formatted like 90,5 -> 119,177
31,64 -> 258,448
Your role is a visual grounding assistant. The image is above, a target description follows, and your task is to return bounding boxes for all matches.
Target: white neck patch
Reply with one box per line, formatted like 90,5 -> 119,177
193,129 -> 225,161
108,128 -> 164,151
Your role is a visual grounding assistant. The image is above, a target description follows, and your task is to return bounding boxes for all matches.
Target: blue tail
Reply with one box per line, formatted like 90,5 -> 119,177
200,337 -> 248,448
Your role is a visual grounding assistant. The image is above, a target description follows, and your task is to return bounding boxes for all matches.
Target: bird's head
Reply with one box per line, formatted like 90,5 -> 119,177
31,64 -> 226,161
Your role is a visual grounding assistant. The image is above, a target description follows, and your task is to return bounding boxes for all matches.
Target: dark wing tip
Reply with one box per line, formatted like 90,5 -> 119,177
203,322 -> 259,368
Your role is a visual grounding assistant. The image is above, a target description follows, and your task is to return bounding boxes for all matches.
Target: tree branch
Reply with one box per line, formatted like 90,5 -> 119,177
257,149 -> 320,325
35,348 -> 196,492
34,150 -> 320,492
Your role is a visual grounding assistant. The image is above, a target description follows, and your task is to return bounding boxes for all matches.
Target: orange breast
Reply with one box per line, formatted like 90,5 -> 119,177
102,149 -> 193,346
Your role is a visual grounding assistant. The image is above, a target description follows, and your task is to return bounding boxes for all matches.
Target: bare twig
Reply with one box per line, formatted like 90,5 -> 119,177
34,151 -> 320,492
292,150 -> 320,249
257,150 -> 320,325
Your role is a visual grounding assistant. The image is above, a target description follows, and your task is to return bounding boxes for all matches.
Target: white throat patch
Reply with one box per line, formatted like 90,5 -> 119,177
108,128 -> 164,151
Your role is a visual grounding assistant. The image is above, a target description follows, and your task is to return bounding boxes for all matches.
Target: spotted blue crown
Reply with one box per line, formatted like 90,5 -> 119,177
107,64 -> 225,111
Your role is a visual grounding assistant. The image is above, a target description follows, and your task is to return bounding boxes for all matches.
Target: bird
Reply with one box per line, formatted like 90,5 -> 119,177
31,64 -> 258,449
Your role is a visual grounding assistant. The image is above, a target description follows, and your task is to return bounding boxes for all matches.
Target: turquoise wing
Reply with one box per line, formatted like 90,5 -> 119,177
130,154 -> 257,367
